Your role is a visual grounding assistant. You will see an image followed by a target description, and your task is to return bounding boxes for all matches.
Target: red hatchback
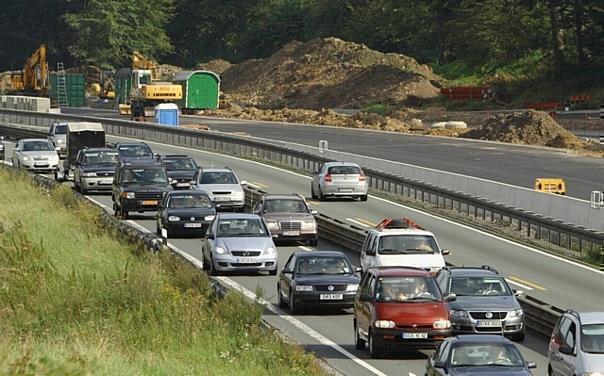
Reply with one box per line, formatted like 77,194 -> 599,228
353,267 -> 456,358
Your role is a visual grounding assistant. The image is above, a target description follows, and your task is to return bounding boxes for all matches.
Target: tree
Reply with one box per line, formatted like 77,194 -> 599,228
64,0 -> 174,68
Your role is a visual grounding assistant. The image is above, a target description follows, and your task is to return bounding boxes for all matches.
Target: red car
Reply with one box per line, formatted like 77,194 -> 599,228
353,266 -> 456,358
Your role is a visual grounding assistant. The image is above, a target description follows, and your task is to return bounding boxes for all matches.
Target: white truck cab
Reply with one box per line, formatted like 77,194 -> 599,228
360,218 -> 449,273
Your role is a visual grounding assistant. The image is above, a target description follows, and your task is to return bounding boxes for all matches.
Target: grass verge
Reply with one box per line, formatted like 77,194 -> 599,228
0,167 -> 324,376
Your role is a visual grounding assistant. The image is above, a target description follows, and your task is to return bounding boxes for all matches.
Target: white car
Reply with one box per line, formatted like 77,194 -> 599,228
360,218 -> 449,273
194,167 -> 247,211
11,138 -> 60,173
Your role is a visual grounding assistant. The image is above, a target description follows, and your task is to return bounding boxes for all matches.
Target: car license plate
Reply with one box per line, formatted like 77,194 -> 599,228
282,230 -> 300,236
476,320 -> 501,328
319,294 -> 343,300
34,162 -> 47,166
184,223 -> 202,228
402,332 -> 428,339
338,188 -> 353,192
237,258 -> 257,264
142,200 -> 158,206
214,196 -> 230,201
176,183 -> 190,187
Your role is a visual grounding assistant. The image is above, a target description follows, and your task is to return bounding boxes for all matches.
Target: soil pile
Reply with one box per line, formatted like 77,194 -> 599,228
196,59 -> 232,75
463,110 -> 584,148
156,64 -> 182,81
221,37 -> 442,109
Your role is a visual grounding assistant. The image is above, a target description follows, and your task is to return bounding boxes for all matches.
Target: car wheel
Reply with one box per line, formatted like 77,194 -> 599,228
201,248 -> 210,271
310,184 -> 317,199
120,204 -> 129,220
547,365 -> 553,376
79,179 -> 88,195
354,321 -> 366,350
208,255 -> 218,276
113,201 -> 119,217
277,284 -> 287,308
318,186 -> 325,201
156,222 -> 161,236
269,268 -> 277,276
368,329 -> 382,358
360,194 -> 368,202
289,290 -> 299,314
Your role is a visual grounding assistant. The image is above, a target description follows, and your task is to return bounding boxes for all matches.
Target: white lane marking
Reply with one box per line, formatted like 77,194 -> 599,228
505,278 -> 534,291
298,246 -> 313,252
108,134 -> 604,277
346,218 -> 369,228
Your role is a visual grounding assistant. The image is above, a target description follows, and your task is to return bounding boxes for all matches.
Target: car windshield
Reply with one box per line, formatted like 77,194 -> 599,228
118,144 -> 152,158
376,276 -> 441,302
450,343 -> 525,367
295,256 -> 352,275
327,165 -> 361,175
216,218 -> 268,237
200,171 -> 237,184
121,168 -> 168,184
168,194 -> 212,209
164,158 -> 197,170
377,235 -> 439,254
22,141 -> 54,152
449,277 -> 512,297
54,124 -> 67,134
581,324 -> 604,354
82,151 -> 119,165
264,199 -> 308,213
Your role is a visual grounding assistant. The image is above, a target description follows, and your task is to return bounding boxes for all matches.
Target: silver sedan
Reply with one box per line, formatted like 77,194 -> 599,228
311,162 -> 368,201
11,138 -> 60,173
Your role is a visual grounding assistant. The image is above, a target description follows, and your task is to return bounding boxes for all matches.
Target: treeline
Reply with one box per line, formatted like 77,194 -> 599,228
1,0 -> 601,76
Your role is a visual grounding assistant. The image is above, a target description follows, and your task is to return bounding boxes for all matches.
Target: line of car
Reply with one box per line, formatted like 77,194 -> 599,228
3,135 -> 602,376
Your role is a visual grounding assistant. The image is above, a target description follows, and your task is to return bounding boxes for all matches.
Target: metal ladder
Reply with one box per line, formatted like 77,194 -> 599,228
56,62 -> 68,108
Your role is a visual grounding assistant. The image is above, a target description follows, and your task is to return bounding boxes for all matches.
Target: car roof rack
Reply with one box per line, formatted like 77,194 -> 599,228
375,218 -> 424,230
444,265 -> 499,274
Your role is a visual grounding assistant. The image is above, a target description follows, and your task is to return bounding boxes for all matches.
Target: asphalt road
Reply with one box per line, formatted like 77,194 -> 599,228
3,135 -> 602,375
63,108 -> 604,201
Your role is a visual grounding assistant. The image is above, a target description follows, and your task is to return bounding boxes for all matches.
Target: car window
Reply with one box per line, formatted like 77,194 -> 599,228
565,322 -> 576,349
360,274 -> 375,297
436,272 -> 449,293
121,168 -> 168,184
168,194 -> 212,209
199,171 -> 237,184
450,343 -> 524,367
327,165 -> 361,175
449,277 -> 511,297
22,141 -> 54,152
264,199 -> 308,213
375,276 -> 441,302
54,124 -> 67,134
558,317 -> 572,343
295,256 -> 352,275
83,151 -> 118,165
581,324 -> 604,353
284,254 -> 295,270
164,158 -> 197,170
118,144 -> 152,157
378,235 -> 438,255
216,218 -> 268,237
435,341 -> 451,363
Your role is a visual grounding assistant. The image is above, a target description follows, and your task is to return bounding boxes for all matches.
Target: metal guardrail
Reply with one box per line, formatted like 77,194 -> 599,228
0,107 -> 601,265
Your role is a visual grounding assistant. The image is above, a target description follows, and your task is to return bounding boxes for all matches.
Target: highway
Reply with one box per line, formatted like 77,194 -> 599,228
63,107 -> 604,200
3,133 -> 602,375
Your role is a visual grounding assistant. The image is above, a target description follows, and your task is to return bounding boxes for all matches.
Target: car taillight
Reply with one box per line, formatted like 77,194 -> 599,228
359,174 -> 366,181
324,174 -> 332,182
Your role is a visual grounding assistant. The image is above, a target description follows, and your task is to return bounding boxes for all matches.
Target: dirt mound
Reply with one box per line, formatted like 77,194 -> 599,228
196,59 -> 232,75
221,37 -> 442,109
463,110 -> 584,148
156,64 -> 182,81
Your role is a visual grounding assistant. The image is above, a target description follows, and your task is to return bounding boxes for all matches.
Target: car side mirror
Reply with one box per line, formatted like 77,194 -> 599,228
514,289 -> 524,297
240,180 -> 248,185
154,153 -> 160,159
365,248 -> 376,256
441,249 -> 450,256
444,293 -> 457,302
359,293 -> 372,302
432,360 -> 445,369
526,361 -> 537,369
282,268 -> 293,274
13,147 -> 19,152
310,209 -> 318,215
559,345 -> 575,356
206,234 -> 214,240
55,146 -> 61,152
355,267 -> 363,274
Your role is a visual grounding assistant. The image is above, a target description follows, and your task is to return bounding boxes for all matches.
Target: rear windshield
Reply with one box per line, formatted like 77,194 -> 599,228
54,124 -> 67,134
449,277 -> 512,297
376,276 -> 441,302
327,165 -> 361,175
164,158 -> 197,170
118,144 -> 153,158
581,324 -> 604,354
168,194 -> 212,209
264,199 -> 308,213
199,171 -> 237,184
121,168 -> 168,184
216,218 -> 269,237
378,235 -> 439,255
22,141 -> 54,152
82,151 -> 119,165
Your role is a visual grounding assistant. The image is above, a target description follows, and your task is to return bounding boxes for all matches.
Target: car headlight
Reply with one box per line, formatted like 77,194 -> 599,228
82,172 -> 97,177
22,156 -> 30,161
266,222 -> 280,231
232,191 -> 244,199
295,285 -> 313,292
301,220 -> 317,231
450,310 -> 468,318
56,139 -> 63,144
213,246 -> 226,255
508,309 -> 523,318
346,284 -> 359,292
265,247 -> 276,255
204,215 -> 215,221
168,216 -> 180,222
121,192 -> 135,199
375,320 -> 396,329
433,319 -> 451,329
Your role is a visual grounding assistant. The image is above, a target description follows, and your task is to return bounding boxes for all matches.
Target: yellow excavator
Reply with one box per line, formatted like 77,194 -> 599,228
9,44 -> 49,96
116,51 -> 181,118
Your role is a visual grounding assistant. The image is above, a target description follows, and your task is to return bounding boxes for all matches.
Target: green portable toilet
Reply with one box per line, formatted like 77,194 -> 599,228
173,70 -> 220,111
114,68 -> 132,107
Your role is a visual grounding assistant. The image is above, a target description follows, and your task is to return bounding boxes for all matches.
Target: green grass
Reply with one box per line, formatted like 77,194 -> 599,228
362,102 -> 392,116
0,168 -> 324,376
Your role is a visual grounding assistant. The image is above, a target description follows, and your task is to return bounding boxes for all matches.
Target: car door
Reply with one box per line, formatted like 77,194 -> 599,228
559,320 -> 577,376
550,317 -> 572,375
73,150 -> 82,182
356,273 -> 376,339
279,254 -> 295,301
360,233 -> 372,270
157,193 -> 168,229
361,234 -> 378,270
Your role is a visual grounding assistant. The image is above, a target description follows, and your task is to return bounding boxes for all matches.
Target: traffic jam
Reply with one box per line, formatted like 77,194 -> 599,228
4,122 -> 603,376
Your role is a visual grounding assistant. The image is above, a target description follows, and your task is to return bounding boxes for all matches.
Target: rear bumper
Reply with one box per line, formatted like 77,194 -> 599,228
321,183 -> 368,196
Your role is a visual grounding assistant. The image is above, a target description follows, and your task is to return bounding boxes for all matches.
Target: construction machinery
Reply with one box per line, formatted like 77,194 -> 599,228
9,44 -> 49,96
535,177 -> 566,195
114,51 -> 181,118
85,65 -> 115,100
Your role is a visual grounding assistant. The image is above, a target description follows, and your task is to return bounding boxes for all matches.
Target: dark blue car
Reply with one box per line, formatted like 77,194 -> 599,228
426,335 -> 537,375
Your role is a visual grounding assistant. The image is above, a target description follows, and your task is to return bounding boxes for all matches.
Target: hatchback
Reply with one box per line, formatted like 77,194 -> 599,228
311,162 -> 368,201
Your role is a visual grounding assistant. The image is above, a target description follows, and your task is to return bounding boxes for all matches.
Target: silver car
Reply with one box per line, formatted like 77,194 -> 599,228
12,138 -> 60,173
548,310 -> 604,375
202,213 -> 278,275
47,122 -> 67,158
311,162 -> 368,201
194,167 -> 247,211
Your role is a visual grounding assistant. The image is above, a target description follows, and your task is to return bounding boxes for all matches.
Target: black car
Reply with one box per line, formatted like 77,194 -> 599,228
112,160 -> 172,219
156,190 -> 215,238
277,251 -> 361,314
160,154 -> 200,190
426,335 -> 537,375
114,142 -> 156,163
73,147 -> 119,194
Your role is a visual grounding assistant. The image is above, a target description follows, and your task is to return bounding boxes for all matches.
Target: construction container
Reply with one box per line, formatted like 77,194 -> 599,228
155,103 -> 179,126
172,70 -> 220,111
49,73 -> 86,107
114,68 -> 132,107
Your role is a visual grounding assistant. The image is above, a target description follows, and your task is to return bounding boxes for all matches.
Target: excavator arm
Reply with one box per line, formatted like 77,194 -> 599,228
10,44 -> 49,95
132,51 -> 159,80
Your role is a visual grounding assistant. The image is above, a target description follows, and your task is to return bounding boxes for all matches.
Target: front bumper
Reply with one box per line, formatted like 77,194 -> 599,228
121,197 -> 162,212
372,327 -> 452,349
22,161 -> 59,173
164,221 -> 210,234
291,291 -> 356,308
212,199 -> 244,210
212,253 -> 277,272
451,315 -> 524,335
81,176 -> 114,190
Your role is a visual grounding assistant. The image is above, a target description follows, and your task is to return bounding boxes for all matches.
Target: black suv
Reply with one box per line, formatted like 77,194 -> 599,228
435,265 -> 526,341
160,154 -> 200,190
114,142 -> 156,163
112,160 -> 172,219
